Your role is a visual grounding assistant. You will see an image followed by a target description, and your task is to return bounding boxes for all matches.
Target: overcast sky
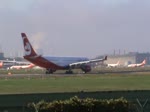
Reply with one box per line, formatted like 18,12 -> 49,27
0,0 -> 150,58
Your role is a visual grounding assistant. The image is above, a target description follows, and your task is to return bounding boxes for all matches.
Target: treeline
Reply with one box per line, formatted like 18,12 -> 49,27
28,96 -> 135,112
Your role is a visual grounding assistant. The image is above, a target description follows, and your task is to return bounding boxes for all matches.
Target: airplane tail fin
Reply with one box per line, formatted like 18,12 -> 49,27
29,63 -> 35,68
142,59 -> 146,65
21,33 -> 37,57
0,61 -> 3,68
117,61 -> 120,65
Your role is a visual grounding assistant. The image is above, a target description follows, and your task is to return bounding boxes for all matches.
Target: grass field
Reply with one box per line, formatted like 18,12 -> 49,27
0,72 -> 150,94
0,71 -> 150,112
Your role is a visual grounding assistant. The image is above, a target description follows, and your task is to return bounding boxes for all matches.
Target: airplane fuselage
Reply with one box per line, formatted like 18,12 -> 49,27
24,56 -> 89,69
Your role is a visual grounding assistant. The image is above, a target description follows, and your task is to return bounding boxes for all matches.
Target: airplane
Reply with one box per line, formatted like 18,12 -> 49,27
0,61 -> 3,68
0,59 -> 30,69
9,63 -> 35,70
127,59 -> 146,67
21,33 -> 107,74
107,61 -> 120,68
0,60 -> 15,68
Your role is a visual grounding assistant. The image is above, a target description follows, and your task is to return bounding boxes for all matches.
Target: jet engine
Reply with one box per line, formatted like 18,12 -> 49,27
81,65 -> 91,73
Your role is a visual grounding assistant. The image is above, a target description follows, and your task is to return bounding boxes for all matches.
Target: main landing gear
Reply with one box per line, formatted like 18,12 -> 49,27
65,66 -> 74,74
45,68 -> 74,74
46,69 -> 55,74
65,70 -> 73,74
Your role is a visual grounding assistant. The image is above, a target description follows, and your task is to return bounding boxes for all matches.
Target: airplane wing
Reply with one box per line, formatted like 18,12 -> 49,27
69,56 -> 107,66
0,59 -> 32,65
15,61 -> 30,65
0,60 -> 15,63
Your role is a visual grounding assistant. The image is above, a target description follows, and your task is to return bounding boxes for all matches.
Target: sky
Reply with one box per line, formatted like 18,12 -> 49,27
0,0 -> 150,58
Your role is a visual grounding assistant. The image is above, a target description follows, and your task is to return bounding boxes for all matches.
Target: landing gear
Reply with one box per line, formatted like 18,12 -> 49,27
65,70 -> 73,74
45,69 -> 55,74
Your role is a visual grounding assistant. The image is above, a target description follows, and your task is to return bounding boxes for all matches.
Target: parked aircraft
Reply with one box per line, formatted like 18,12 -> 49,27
21,33 -> 107,74
0,61 -> 3,68
0,59 -> 30,69
107,61 -> 120,67
0,60 -> 15,68
127,59 -> 146,67
9,63 -> 35,70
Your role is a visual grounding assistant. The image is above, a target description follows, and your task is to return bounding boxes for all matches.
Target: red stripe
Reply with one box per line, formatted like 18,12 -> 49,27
24,56 -> 63,70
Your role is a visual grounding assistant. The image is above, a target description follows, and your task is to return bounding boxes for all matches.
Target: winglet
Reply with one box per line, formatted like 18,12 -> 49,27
21,33 -> 37,57
104,56 -> 107,60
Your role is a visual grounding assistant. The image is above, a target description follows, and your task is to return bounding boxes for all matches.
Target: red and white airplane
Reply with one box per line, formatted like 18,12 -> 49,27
0,61 -> 3,68
9,63 -> 35,70
127,59 -> 146,67
21,33 -> 107,74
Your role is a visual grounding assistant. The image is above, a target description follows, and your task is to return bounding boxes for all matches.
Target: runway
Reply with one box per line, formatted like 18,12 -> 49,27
1,67 -> 150,79
0,73 -> 83,79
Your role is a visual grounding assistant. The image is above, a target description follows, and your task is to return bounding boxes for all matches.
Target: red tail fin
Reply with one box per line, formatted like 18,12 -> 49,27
21,33 -> 37,57
142,59 -> 146,65
117,61 -> 120,65
0,61 -> 3,68
29,63 -> 35,68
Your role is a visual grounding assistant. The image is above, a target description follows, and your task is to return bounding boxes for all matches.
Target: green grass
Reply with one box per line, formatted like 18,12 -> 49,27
0,73 -> 150,94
